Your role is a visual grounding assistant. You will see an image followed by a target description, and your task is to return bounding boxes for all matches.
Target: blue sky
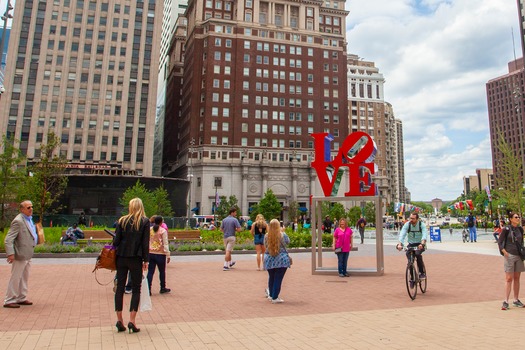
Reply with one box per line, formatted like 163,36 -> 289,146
346,0 -> 517,201
0,0 -> 517,202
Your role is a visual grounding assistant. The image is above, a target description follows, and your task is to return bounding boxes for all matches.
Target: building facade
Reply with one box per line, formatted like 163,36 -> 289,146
486,58 -> 525,185
0,0 -> 164,177
164,0 -> 350,217
347,54 -> 403,209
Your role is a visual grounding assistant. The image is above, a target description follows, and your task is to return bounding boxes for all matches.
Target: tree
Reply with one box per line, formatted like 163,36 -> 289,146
287,200 -> 300,223
216,195 -> 240,220
120,180 -> 155,217
151,185 -> 174,217
255,189 -> 282,221
17,132 -> 68,222
329,202 -> 346,221
347,206 -> 362,226
364,202 -> 376,224
0,136 -> 26,229
495,132 -> 524,214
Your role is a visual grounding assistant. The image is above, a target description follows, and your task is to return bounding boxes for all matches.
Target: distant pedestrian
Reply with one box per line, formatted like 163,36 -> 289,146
356,215 -> 366,244
466,212 -> 477,242
251,214 -> 268,271
147,216 -> 171,295
323,215 -> 332,234
221,208 -> 241,271
78,212 -> 87,226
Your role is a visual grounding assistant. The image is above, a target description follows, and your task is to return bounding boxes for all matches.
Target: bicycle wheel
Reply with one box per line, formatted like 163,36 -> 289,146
405,264 -> 417,300
419,266 -> 427,293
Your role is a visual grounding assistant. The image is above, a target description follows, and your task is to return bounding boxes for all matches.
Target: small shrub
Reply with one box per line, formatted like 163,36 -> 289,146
84,244 -> 103,253
203,243 -> 222,251
190,244 -> 203,251
49,244 -> 81,253
176,244 -> 192,252
34,244 -> 52,253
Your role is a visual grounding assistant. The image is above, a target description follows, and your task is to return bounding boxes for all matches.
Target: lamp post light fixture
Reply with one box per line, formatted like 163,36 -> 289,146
186,138 -> 195,228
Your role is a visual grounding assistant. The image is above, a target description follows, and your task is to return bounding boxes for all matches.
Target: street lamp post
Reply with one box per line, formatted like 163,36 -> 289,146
186,138 -> 195,228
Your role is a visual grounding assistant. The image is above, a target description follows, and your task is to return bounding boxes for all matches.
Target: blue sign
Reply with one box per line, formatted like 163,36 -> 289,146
429,226 -> 441,243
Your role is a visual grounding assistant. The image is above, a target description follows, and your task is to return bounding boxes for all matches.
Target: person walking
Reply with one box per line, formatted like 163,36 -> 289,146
147,215 -> 171,295
333,218 -> 353,277
113,198 -> 150,333
498,212 -> 525,310
466,212 -> 477,242
251,214 -> 269,271
264,219 -> 292,303
323,215 -> 333,234
221,207 -> 241,271
3,200 -> 39,308
356,215 -> 366,244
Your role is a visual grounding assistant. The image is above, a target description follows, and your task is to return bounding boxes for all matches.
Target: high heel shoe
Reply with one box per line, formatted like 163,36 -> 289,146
115,321 -> 126,332
128,322 -> 140,333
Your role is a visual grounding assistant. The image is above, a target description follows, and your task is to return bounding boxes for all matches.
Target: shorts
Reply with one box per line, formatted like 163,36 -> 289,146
223,236 -> 236,251
504,253 -> 525,273
254,234 -> 264,245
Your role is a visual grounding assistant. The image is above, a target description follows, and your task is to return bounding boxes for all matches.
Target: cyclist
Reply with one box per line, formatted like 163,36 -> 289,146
396,213 -> 428,279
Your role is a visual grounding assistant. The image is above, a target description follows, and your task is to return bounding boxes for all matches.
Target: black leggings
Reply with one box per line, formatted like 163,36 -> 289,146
115,256 -> 143,312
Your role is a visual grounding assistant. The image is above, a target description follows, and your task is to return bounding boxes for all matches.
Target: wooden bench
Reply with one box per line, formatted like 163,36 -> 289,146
62,229 -> 202,247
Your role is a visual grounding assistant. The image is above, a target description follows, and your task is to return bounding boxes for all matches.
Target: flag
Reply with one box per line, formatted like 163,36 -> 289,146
215,190 -> 220,207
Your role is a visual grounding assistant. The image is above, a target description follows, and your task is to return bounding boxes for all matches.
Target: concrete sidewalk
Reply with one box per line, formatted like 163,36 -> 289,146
0,239 -> 519,349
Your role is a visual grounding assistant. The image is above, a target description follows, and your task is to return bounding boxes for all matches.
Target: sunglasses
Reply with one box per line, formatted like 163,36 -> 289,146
26,206 -> 33,209
513,216 -> 520,219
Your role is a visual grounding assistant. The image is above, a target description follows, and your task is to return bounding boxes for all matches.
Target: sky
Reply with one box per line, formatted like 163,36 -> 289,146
345,0 -> 518,201
0,0 -> 517,202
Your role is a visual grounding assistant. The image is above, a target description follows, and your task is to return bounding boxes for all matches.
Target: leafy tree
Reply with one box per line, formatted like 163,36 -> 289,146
256,189 -> 282,221
347,206 -> 362,226
0,136 -> 26,229
287,200 -> 300,223
120,180 -> 155,217
216,195 -> 240,220
329,202 -> 346,221
151,185 -> 174,217
495,132 -> 524,214
364,202 -> 376,224
17,132 -> 68,222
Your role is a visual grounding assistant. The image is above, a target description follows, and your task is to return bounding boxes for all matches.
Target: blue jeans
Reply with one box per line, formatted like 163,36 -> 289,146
337,252 -> 349,275
267,267 -> 287,299
468,226 -> 477,242
147,254 -> 167,291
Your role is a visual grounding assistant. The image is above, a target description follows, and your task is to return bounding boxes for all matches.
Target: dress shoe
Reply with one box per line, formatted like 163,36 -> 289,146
17,300 -> 33,305
3,303 -> 20,308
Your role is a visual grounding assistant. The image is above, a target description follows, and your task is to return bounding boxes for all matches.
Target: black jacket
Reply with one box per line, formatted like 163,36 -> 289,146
113,217 -> 150,262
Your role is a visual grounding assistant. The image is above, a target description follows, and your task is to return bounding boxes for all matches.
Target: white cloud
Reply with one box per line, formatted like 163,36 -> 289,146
346,0 -> 516,200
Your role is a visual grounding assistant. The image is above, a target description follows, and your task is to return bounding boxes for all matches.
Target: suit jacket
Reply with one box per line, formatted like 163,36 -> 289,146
113,217 -> 150,262
4,213 -> 36,261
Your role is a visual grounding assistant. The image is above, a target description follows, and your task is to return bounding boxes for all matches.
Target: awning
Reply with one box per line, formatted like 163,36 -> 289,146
191,207 -> 200,212
299,207 -> 308,212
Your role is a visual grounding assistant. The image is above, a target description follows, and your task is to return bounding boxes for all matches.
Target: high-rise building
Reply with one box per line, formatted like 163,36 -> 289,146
486,58 -> 525,184
486,1 -> 525,186
347,54 -> 404,208
0,0 -> 164,177
395,119 -> 407,203
164,0 -> 350,216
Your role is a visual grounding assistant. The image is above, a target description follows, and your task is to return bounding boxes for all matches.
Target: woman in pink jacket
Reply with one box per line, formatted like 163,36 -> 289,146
332,218 -> 353,277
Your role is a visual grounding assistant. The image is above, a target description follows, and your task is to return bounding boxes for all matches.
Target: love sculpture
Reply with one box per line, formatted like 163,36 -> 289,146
311,131 -> 378,197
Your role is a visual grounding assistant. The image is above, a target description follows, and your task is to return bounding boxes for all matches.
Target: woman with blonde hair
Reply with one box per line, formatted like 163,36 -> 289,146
113,198 -> 150,333
264,219 -> 291,303
251,214 -> 268,270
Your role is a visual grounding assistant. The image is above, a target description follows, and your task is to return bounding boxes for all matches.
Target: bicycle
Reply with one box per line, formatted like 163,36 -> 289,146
404,246 -> 427,300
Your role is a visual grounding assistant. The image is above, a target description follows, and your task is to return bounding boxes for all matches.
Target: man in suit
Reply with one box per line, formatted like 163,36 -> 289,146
4,200 -> 38,308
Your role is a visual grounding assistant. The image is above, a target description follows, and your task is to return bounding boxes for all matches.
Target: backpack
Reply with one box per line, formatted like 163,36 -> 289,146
467,215 -> 475,228
407,221 -> 422,239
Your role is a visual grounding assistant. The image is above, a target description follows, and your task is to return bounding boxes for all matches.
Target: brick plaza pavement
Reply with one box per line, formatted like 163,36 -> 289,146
0,238 -> 521,349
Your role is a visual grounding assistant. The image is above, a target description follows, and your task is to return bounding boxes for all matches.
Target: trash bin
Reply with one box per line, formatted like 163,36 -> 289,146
430,226 -> 441,242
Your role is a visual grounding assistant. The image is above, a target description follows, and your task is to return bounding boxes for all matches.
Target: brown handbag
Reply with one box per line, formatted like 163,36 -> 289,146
96,245 -> 117,271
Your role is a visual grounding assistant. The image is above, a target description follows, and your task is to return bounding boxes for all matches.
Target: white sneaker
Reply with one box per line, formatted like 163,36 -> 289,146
271,298 -> 284,304
265,288 -> 270,298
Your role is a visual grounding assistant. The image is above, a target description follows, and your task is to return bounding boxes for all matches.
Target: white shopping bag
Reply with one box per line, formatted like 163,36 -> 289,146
139,275 -> 152,312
